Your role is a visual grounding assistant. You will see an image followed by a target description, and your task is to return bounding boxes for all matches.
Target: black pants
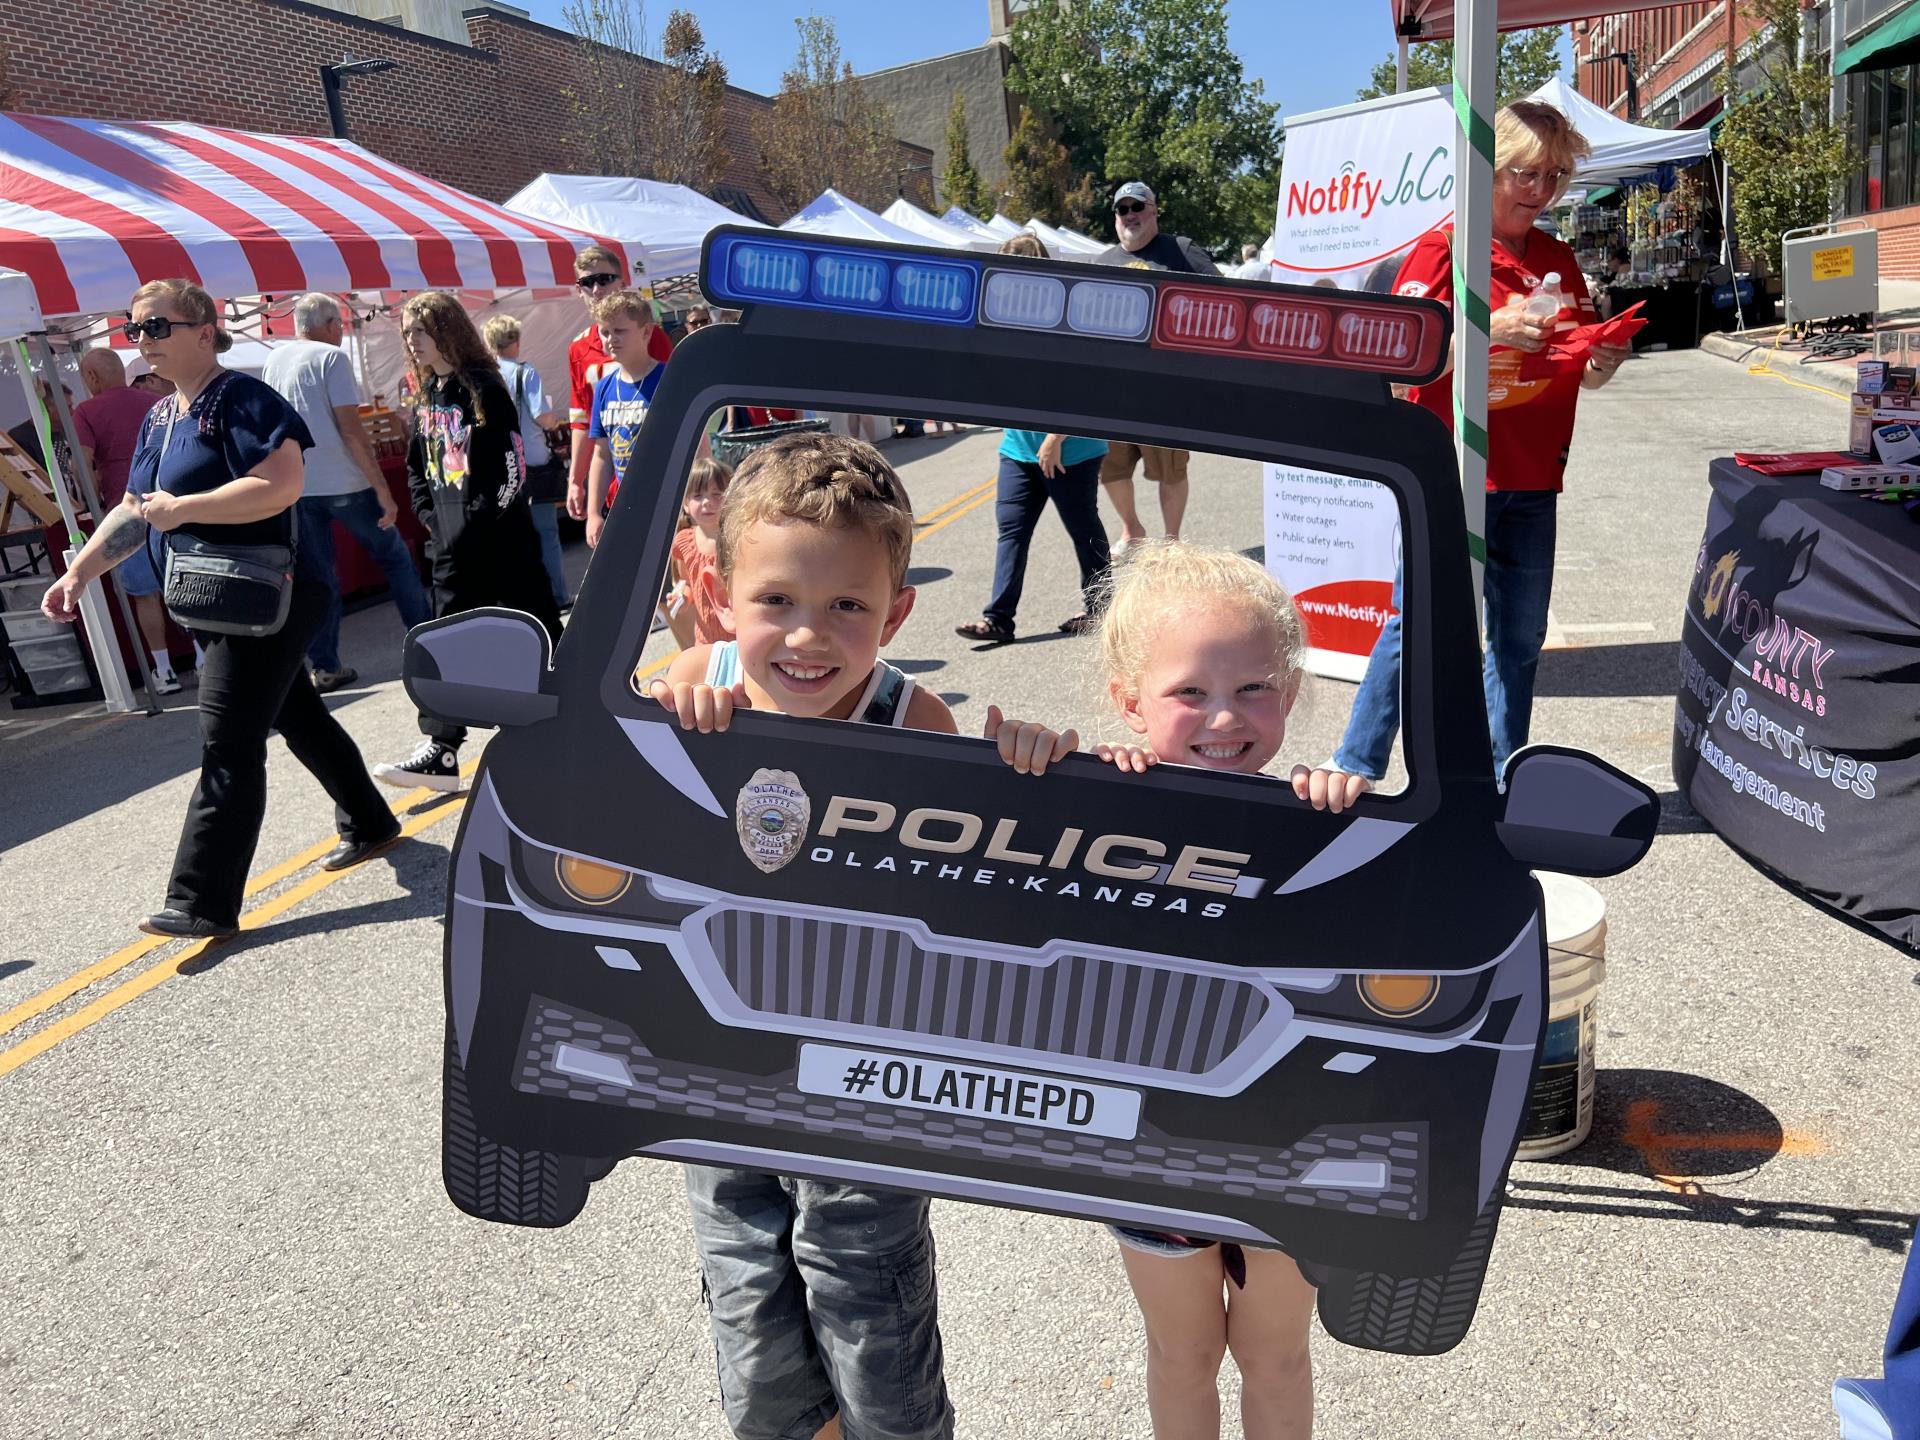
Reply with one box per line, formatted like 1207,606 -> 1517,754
984,453 -> 1111,629
420,509 -> 563,750
167,576 -> 395,928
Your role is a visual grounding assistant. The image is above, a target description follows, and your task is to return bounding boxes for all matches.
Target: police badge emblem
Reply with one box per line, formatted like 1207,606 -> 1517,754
735,769 -> 811,873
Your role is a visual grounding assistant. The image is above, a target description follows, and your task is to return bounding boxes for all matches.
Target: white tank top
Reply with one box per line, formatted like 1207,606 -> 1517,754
702,642 -> 916,728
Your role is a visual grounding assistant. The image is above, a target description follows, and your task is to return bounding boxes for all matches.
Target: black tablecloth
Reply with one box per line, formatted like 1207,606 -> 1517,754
1673,459 -> 1920,951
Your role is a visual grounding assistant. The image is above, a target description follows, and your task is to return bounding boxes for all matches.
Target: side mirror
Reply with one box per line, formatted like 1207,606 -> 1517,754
402,608 -> 558,730
1496,745 -> 1658,877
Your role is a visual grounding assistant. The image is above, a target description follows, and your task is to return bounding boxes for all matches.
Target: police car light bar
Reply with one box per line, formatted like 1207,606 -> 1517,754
703,230 -> 1447,381
1152,284 -> 1448,381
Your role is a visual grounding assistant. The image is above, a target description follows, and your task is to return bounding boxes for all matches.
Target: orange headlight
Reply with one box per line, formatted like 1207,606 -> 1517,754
555,854 -> 631,906
1357,973 -> 1439,1018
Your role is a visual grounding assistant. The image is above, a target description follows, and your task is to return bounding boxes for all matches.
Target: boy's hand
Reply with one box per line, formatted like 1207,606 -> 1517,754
984,704 -> 1077,776
586,508 -> 605,550
649,678 -> 751,732
1092,742 -> 1158,774
1289,765 -> 1371,813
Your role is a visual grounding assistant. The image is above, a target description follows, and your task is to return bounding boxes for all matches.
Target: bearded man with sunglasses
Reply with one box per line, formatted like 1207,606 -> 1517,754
565,246 -> 673,526
1094,181 -> 1219,548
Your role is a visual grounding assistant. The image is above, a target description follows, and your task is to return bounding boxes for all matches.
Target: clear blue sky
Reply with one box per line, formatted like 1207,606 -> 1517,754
514,2 -> 1575,126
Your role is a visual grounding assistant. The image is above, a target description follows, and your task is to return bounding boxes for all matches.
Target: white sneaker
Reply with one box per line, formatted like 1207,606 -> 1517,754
373,739 -> 462,792
152,670 -> 182,696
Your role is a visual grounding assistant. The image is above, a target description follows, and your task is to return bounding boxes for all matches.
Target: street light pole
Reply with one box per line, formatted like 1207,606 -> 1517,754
318,57 -> 398,141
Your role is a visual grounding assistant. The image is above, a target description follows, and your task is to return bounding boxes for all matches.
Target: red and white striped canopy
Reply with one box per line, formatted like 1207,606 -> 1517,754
0,113 -> 625,321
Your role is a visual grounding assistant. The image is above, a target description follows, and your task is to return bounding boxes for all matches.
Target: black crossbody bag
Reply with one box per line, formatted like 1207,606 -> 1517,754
149,391 -> 298,638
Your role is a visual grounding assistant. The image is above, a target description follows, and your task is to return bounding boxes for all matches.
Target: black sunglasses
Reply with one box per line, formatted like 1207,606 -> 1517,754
120,316 -> 202,343
576,272 -> 621,291
1114,199 -> 1149,216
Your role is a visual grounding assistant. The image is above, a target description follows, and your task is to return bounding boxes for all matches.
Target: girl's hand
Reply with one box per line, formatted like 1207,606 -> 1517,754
649,678 -> 750,732
1290,765 -> 1371,813
137,489 -> 188,532
1093,741 -> 1158,774
984,704 -> 1078,776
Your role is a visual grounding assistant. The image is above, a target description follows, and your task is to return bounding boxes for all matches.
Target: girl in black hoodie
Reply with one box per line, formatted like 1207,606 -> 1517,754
373,292 -> 561,791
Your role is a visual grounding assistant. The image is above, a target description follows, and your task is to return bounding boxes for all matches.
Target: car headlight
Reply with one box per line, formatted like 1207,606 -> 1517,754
1357,972 -> 1439,1018
555,854 -> 632,906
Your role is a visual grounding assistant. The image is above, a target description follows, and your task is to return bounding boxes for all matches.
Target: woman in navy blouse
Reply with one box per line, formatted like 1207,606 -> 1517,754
42,279 -> 400,941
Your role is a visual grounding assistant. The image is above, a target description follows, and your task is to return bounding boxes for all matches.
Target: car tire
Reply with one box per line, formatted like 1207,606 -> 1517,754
1307,1203 -> 1502,1356
442,1027 -> 590,1228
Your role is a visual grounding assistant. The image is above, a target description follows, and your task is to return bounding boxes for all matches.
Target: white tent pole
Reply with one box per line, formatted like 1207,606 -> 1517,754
1454,0 -> 1497,610
12,336 -> 147,713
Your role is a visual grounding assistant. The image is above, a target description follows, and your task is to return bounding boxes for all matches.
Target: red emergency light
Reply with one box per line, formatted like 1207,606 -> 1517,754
1150,284 -> 1449,383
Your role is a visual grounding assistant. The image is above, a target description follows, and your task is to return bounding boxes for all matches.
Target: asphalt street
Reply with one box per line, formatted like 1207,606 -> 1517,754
1,350 -> 1914,1438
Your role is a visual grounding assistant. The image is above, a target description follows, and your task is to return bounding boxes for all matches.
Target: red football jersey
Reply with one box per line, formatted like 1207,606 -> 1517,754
1396,226 -> 1596,493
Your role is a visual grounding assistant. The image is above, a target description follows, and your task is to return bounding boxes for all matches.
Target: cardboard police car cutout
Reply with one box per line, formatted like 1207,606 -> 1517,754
407,228 -> 1658,1356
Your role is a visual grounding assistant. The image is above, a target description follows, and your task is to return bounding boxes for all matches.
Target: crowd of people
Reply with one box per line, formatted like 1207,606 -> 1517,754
32,105 -> 1622,1440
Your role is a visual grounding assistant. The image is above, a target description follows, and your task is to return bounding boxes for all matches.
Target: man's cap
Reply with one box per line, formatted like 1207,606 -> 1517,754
1114,181 -> 1155,207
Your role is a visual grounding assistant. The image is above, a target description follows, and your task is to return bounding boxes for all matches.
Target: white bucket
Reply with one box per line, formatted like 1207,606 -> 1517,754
1515,872 -> 1609,1161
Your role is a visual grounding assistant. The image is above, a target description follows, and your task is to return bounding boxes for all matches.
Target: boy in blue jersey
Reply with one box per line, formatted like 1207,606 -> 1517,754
584,289 -> 664,549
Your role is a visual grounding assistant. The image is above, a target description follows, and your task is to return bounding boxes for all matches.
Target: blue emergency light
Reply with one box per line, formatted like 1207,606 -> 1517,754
702,230 -> 1447,381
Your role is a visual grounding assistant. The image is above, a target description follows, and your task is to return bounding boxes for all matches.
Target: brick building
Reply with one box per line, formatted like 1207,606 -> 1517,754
0,0 -> 931,224
1573,0 -> 1920,279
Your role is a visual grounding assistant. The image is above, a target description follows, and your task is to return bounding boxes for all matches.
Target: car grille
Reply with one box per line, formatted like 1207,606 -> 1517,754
698,909 -> 1273,1079
512,997 -> 1426,1225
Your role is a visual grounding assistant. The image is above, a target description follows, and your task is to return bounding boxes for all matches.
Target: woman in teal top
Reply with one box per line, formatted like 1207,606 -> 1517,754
954,425 -> 1113,644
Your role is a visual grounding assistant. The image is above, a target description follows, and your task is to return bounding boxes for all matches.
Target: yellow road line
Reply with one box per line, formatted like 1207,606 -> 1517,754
0,777 -> 456,1041
911,486 -> 997,542
915,478 -> 995,527
0,795 -> 468,1081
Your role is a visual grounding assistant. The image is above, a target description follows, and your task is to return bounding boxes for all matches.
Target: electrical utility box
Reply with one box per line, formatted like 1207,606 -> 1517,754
1782,225 -> 1879,325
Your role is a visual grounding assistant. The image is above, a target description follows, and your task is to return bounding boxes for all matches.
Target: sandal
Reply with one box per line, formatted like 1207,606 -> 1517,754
1057,613 -> 1095,636
955,618 -> 1015,644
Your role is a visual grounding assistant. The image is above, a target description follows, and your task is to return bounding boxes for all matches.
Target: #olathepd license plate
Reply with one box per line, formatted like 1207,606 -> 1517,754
795,1043 -> 1144,1141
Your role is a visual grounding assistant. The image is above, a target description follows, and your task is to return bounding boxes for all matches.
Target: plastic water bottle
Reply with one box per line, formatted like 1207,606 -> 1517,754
1524,272 -> 1565,320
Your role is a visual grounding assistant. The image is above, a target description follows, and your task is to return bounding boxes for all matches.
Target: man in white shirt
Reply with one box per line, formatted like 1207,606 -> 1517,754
262,294 -> 431,692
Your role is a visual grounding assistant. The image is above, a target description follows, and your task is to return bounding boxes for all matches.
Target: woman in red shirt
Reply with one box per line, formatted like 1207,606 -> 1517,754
1334,100 -> 1630,784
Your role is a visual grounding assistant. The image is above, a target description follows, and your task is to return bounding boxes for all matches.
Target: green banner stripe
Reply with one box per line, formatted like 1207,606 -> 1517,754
1452,83 -> 1495,162
1466,530 -> 1487,565
1462,414 -> 1490,456
1461,287 -> 1491,334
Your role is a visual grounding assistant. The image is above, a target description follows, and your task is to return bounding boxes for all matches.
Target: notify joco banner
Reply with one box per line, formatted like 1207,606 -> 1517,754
1264,87 -> 1454,679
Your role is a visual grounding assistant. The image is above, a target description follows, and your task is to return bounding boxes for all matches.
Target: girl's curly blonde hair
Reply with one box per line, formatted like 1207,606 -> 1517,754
1096,541 -> 1306,701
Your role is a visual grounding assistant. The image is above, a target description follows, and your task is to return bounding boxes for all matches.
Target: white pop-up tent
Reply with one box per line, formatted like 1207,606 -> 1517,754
781,189 -> 932,246
984,213 -> 1026,240
1523,75 -> 1713,185
1025,218 -> 1106,259
503,174 -> 764,279
880,198 -> 999,251
940,208 -> 1004,244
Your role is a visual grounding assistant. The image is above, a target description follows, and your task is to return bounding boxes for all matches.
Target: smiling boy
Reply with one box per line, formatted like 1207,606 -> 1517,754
647,432 -> 957,1440
584,289 -> 665,549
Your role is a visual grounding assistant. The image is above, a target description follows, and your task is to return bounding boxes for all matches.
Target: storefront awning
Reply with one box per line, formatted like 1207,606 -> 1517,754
1838,4 -> 1920,76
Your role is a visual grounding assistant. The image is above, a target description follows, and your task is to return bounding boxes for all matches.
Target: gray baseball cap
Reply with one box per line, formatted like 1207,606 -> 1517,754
1114,181 -> 1155,206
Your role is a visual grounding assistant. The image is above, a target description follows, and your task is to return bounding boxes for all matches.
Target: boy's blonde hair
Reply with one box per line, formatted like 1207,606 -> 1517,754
592,289 -> 655,329
717,433 -> 913,591
481,314 -> 521,352
1097,541 -> 1306,698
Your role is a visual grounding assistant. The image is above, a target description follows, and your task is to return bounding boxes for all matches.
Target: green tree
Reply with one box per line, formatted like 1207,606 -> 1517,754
1356,28 -> 1564,107
1000,106 -> 1084,224
560,1 -> 728,192
757,16 -> 901,212
1716,0 -> 1850,275
1007,0 -> 1281,254
939,90 -> 990,217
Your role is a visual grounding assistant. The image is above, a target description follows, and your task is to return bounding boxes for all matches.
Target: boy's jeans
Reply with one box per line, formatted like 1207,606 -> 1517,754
685,1166 -> 953,1440
1334,489 -> 1557,782
527,500 -> 569,609
298,490 -> 432,672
